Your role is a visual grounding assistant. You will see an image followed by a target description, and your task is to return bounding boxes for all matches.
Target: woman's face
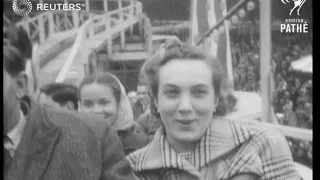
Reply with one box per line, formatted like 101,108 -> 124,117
155,59 -> 216,143
80,83 -> 118,124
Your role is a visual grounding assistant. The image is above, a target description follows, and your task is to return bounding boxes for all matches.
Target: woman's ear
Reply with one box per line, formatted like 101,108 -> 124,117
65,101 -> 75,111
15,71 -> 28,99
77,101 -> 82,111
153,98 -> 159,112
214,98 -> 219,110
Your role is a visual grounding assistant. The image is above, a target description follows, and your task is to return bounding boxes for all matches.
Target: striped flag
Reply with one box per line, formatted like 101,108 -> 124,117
190,0 -> 234,91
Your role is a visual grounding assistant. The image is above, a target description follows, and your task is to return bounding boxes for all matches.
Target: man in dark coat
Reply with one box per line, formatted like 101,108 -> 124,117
3,25 -> 136,180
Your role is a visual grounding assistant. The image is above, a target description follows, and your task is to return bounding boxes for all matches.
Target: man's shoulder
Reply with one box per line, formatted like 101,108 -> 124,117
43,107 -> 108,140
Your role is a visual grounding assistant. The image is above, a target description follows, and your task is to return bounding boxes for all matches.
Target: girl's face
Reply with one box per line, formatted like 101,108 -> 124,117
155,59 -> 216,143
80,83 -> 118,124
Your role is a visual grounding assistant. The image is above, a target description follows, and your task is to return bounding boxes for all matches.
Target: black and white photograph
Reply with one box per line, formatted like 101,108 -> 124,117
3,0 -> 312,179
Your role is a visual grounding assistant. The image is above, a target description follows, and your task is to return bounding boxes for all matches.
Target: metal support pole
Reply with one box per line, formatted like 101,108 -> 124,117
38,16 -> 45,44
48,13 -> 55,35
85,0 -> 90,11
72,11 -> 79,29
118,0 -> 125,49
103,0 -> 108,12
189,0 -> 198,44
260,0 -> 272,123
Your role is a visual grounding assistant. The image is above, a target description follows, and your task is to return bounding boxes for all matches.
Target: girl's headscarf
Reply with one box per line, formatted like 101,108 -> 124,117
108,73 -> 134,131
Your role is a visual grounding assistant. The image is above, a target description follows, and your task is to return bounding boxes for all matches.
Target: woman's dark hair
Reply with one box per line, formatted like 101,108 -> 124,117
51,87 -> 79,110
79,73 -> 121,105
3,39 -> 26,76
4,24 -> 36,92
41,83 -> 79,110
142,39 -> 228,116
4,25 -> 33,59
40,83 -> 72,96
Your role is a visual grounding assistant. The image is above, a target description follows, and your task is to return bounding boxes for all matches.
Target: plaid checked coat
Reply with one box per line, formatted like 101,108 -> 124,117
127,119 -> 300,180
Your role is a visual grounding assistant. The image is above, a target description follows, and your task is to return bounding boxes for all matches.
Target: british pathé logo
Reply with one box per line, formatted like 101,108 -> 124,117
281,0 -> 307,16
280,0 -> 309,33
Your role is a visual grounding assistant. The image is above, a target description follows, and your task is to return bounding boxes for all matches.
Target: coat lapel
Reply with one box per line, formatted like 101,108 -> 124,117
128,118 -> 254,179
5,101 -> 61,180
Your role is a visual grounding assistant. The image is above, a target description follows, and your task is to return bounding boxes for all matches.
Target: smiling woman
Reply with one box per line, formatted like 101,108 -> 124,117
127,39 -> 300,180
78,72 -> 149,155
155,58 -> 218,149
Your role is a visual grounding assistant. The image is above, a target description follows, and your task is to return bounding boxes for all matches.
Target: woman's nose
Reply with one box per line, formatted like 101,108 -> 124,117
178,94 -> 192,114
90,107 -> 103,114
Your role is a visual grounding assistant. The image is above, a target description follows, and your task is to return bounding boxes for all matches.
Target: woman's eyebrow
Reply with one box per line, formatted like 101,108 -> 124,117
163,84 -> 209,88
191,84 -> 209,88
81,99 -> 93,102
163,84 -> 179,88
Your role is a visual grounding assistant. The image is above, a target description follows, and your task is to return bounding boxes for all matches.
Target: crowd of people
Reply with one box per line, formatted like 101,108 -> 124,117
230,31 -> 312,129
230,30 -> 312,168
3,23 -> 304,179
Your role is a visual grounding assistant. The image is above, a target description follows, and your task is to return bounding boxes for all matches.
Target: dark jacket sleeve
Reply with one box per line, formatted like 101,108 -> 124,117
119,123 -> 149,155
70,111 -> 137,180
132,102 -> 142,121
136,112 -> 149,135
136,112 -> 161,142
101,123 -> 137,180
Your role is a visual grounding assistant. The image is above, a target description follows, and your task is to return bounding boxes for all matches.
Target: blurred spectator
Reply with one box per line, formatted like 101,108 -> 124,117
132,81 -> 151,121
127,91 -> 138,107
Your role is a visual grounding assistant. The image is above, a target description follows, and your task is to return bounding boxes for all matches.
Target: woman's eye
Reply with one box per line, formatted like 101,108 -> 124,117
83,101 -> 93,108
98,99 -> 109,106
193,90 -> 208,97
165,90 -> 179,98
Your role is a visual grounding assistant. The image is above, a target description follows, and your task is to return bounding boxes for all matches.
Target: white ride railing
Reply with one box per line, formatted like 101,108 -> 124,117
55,0 -> 145,82
15,10 -> 91,44
233,119 -> 312,141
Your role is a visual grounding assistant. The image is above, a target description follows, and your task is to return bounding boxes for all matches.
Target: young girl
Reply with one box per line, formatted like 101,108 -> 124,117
79,72 -> 149,155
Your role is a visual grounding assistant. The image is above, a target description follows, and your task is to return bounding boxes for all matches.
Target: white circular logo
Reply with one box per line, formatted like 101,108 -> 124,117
12,0 -> 33,16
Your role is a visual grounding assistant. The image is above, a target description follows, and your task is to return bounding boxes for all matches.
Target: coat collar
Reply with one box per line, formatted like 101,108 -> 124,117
128,119 -> 256,179
5,97 -> 61,180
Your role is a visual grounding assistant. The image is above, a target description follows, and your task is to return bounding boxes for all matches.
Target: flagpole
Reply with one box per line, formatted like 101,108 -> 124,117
221,0 -> 234,91
260,0 -> 272,123
189,0 -> 198,44
188,0 -> 193,44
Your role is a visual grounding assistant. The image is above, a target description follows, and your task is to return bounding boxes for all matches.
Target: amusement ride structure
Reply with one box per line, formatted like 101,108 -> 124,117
4,0 -> 312,179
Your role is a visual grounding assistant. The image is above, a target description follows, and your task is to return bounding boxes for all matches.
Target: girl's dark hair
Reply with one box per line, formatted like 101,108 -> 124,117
79,73 -> 121,104
142,39 -> 228,116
